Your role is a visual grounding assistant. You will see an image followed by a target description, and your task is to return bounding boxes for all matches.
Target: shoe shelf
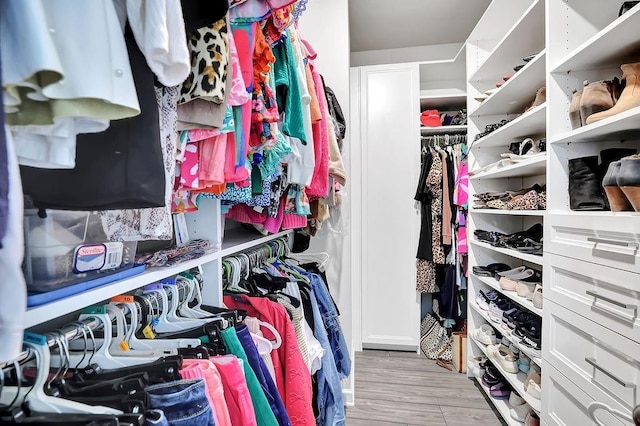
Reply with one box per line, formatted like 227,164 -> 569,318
469,0 -> 545,83
472,103 -> 546,148
551,5 -> 640,73
420,90 -> 467,110
470,336 -> 542,413
470,155 -> 546,180
421,125 -> 467,135
470,240 -> 543,266
473,377 -> 524,426
473,274 -> 543,317
24,229 -> 293,328
471,208 -> 545,216
550,105 -> 640,144
470,302 -> 543,368
470,50 -> 546,117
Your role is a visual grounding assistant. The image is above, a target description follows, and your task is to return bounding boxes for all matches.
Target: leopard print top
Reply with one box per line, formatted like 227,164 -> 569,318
427,152 -> 446,264
179,17 -> 229,105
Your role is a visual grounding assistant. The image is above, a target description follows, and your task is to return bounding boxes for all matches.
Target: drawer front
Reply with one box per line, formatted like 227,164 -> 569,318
545,213 -> 640,274
545,253 -> 640,344
544,300 -> 640,416
542,363 -> 627,426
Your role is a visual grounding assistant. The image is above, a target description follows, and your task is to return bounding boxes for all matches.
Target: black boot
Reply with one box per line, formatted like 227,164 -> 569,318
569,156 -> 606,210
599,148 -> 637,181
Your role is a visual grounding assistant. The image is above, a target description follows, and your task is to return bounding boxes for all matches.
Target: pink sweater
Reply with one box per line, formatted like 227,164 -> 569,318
305,63 -> 329,199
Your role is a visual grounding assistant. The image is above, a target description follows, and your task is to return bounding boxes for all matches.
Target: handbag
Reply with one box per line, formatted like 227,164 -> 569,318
419,313 -> 453,362
452,332 -> 467,373
420,110 -> 442,127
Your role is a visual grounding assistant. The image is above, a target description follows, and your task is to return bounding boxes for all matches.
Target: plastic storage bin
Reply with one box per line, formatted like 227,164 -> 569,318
23,209 -> 137,292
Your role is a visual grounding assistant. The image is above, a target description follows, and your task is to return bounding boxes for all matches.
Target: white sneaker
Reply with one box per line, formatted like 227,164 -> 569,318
509,392 -> 526,407
472,324 -> 497,345
495,348 -> 519,373
510,403 -> 531,422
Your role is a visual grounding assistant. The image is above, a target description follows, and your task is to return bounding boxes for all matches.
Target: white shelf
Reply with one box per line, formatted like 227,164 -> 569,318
550,105 -> 640,144
470,156 -> 546,180
470,336 -> 542,413
474,377 -> 524,426
552,5 -> 640,73
421,125 -> 467,135
469,0 -> 545,83
473,103 -> 546,148
470,240 -> 543,266
25,230 -> 293,328
471,50 -> 546,117
420,90 -> 467,110
469,302 -> 543,368
472,209 -> 545,216
472,274 -> 543,317
220,229 -> 292,257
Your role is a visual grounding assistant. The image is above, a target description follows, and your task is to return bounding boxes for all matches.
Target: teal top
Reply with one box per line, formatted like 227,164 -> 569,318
272,31 -> 306,144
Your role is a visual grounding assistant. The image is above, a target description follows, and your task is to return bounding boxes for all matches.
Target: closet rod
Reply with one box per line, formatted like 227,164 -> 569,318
1,277 -> 195,369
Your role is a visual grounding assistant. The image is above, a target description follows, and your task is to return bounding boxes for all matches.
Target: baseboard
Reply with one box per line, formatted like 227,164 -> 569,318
342,388 -> 355,407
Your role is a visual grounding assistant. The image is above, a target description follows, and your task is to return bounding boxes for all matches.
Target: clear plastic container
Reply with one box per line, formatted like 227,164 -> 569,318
23,210 -> 137,292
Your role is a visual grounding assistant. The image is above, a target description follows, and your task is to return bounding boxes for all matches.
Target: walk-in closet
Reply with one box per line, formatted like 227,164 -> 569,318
2,1 -> 640,425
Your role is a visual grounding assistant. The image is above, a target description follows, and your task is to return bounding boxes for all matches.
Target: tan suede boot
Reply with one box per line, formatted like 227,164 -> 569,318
580,78 -> 619,124
525,86 -> 546,112
586,63 -> 640,124
569,89 -> 582,129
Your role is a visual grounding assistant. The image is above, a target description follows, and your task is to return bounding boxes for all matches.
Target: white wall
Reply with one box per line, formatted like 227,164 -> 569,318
299,0 -> 354,406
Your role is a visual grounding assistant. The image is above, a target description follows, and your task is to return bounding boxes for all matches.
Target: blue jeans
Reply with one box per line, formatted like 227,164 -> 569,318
145,379 -> 215,426
309,287 -> 346,426
299,269 -> 351,380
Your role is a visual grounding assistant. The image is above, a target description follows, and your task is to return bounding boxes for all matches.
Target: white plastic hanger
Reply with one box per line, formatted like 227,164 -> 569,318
163,284 -> 211,327
53,313 -> 163,369
177,275 -> 211,318
0,342 -> 121,414
143,287 -> 183,332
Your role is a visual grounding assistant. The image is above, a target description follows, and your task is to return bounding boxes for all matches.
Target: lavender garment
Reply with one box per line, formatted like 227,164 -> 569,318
0,49 -> 8,245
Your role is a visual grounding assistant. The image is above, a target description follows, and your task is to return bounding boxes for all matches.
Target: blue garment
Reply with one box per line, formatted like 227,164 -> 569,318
300,269 -> 351,379
235,324 -> 292,426
308,283 -> 346,426
145,379 -> 215,426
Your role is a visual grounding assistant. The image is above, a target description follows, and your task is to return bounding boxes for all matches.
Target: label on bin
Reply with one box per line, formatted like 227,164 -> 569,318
74,242 -> 123,273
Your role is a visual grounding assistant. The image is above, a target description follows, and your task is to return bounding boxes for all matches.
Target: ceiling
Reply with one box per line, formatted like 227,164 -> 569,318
349,0 -> 492,52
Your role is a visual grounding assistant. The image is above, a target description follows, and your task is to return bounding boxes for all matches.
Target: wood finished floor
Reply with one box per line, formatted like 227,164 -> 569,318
346,350 -> 505,426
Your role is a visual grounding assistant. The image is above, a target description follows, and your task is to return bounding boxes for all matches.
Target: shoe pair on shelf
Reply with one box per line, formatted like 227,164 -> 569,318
569,62 -> 640,128
474,224 -> 543,255
502,137 -> 546,161
569,148 -> 638,211
482,364 -> 512,400
525,86 -> 546,113
474,119 -> 511,141
509,392 -> 535,423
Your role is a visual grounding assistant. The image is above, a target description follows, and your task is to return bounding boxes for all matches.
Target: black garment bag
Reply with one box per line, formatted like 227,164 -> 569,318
20,25 -> 165,211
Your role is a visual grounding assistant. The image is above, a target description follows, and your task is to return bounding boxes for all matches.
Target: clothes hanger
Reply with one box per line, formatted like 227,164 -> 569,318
142,287 -> 183,332
0,341 -> 121,414
177,273 -> 211,318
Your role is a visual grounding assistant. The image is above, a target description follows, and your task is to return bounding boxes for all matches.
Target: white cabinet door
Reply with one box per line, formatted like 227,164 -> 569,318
357,63 -> 421,349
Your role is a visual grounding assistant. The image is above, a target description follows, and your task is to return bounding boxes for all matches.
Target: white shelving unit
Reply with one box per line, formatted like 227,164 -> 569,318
542,1 -> 640,423
466,2 -> 546,423
470,240 -> 543,266
470,156 -> 546,180
472,104 -> 546,148
25,197 -> 293,329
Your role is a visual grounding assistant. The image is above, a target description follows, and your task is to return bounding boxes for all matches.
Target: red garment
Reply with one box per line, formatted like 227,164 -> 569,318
223,295 -> 315,426
305,61 -> 329,199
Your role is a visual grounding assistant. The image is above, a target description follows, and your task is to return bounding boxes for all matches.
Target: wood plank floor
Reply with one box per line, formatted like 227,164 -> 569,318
346,350 -> 505,426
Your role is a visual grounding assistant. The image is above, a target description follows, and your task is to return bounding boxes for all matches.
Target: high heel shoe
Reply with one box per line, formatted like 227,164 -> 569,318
603,161 -> 633,211
618,155 -> 640,211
